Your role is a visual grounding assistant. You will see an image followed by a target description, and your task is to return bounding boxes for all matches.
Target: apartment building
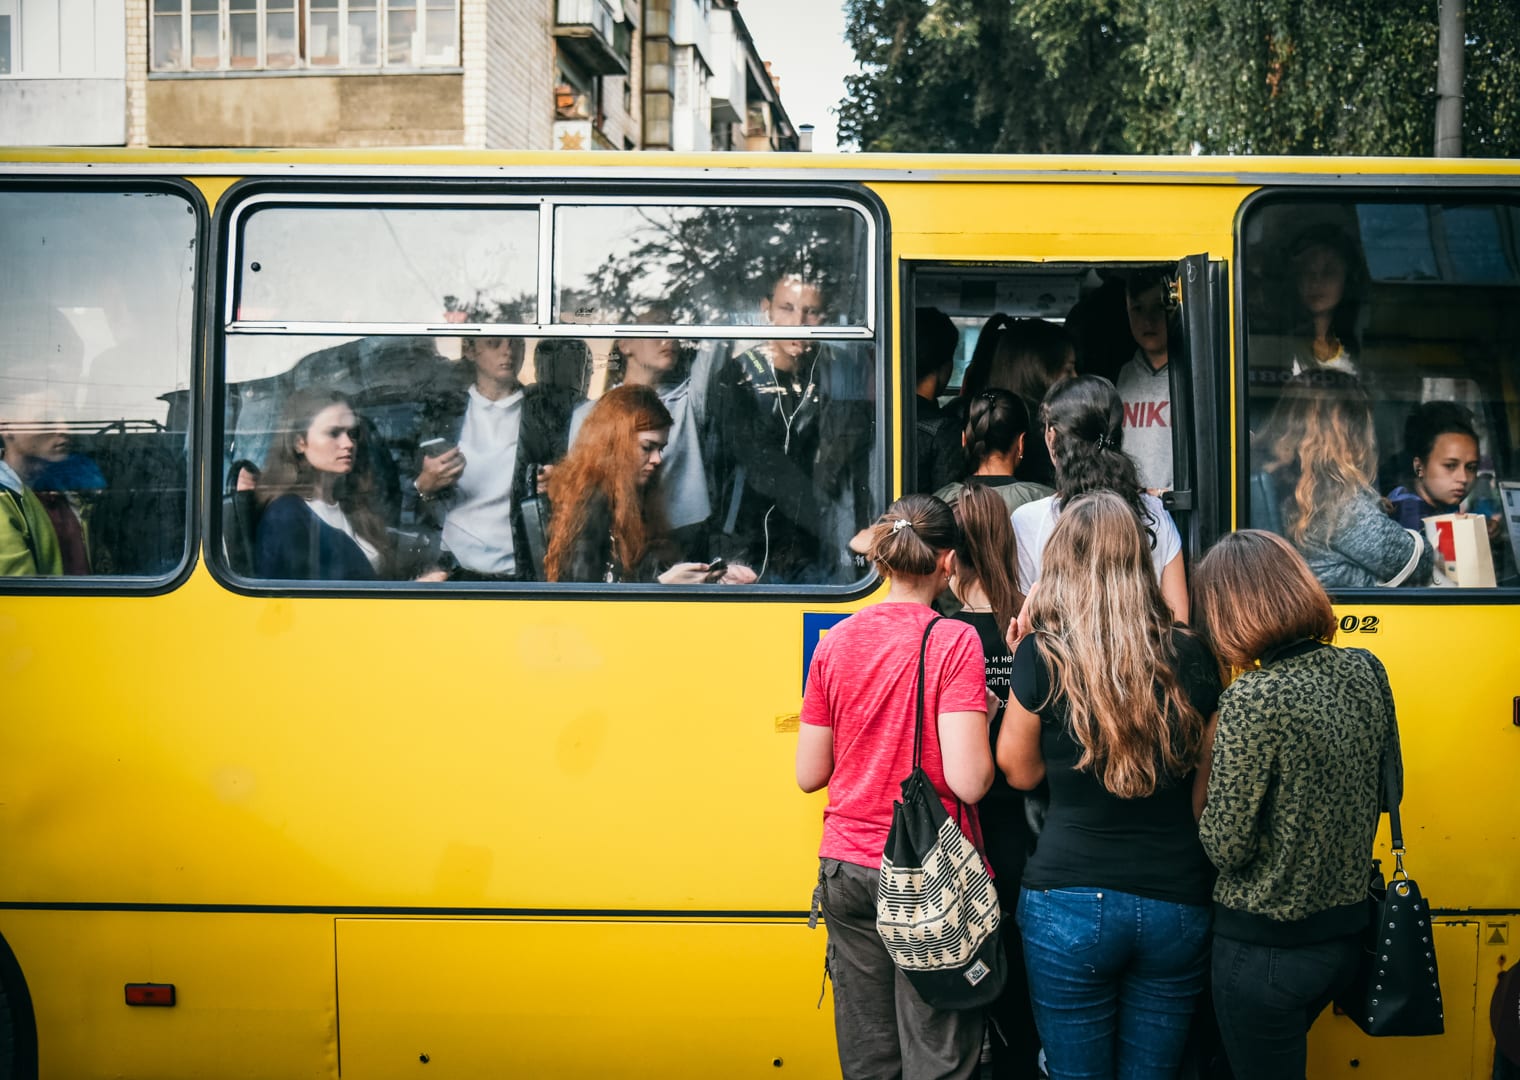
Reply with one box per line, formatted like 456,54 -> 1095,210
0,0 -> 800,150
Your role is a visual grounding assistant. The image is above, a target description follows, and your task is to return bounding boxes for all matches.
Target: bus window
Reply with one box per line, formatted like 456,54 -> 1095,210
234,204 -> 539,325
553,202 -> 873,330
217,192 -> 883,591
0,184 -> 197,583
1241,196 -> 1520,590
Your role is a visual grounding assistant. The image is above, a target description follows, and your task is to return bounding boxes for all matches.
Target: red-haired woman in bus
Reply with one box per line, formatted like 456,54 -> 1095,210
545,383 -> 752,585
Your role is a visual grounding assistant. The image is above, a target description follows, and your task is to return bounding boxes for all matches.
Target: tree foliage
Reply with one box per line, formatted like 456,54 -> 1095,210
839,0 -> 1520,157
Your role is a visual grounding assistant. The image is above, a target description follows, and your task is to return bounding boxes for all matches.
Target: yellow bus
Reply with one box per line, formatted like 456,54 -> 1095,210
0,148 -> 1516,1079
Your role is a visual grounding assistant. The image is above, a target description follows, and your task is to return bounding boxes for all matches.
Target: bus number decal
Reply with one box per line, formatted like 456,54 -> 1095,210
1338,614 -> 1381,634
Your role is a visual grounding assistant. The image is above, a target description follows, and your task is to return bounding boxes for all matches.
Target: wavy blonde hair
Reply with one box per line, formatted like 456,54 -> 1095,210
1028,491 -> 1203,798
1260,370 -> 1378,546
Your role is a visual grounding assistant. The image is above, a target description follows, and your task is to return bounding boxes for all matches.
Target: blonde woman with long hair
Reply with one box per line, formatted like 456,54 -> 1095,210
996,491 -> 1221,1080
1257,369 -> 1431,587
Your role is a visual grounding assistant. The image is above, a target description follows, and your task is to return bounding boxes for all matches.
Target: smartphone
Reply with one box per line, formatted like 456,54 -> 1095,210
419,436 -> 456,458
703,557 -> 728,582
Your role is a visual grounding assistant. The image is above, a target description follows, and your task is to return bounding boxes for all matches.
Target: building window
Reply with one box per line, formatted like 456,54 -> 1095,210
151,0 -> 457,72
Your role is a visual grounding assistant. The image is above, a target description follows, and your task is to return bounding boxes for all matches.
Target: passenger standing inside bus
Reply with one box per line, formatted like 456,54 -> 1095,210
0,392 -> 65,576
946,485 -> 1041,1080
1011,375 -> 1188,622
545,384 -> 744,584
255,388 -> 391,581
1256,370 -> 1433,588
706,270 -> 834,582
914,306 -> 965,493
935,389 -> 1054,524
997,491 -> 1220,1080
955,316 -> 1075,489
797,493 -> 993,1080
413,335 -> 576,582
568,310 -> 716,558
1192,530 -> 1399,1080
1116,269 -> 1175,494
1386,400 -> 1483,529
1285,226 -> 1365,378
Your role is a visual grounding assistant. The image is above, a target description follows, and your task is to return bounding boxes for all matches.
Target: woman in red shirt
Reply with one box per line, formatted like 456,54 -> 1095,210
797,493 -> 995,1080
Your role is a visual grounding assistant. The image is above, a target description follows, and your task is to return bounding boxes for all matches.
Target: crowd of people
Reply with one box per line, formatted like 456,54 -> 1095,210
795,232 -> 1511,1079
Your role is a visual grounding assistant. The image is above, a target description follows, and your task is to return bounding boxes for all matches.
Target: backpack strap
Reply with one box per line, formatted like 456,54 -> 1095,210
912,615 -> 944,770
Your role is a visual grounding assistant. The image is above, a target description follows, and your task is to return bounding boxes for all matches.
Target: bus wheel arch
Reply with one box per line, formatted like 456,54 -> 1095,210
0,934 -> 38,1080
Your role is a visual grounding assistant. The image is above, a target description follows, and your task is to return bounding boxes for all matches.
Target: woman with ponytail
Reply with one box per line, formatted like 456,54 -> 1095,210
956,315 -> 1075,488
1011,374 -> 1188,622
997,491 -> 1221,1080
797,493 -> 994,1080
935,389 -> 1053,522
947,483 -> 1041,1080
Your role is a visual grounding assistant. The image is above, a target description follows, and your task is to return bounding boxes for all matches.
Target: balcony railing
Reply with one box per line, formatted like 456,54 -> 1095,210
554,0 -> 632,76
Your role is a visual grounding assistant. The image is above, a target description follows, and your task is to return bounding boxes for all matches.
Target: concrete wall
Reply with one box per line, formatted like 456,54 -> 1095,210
146,74 -> 463,147
0,78 -> 126,144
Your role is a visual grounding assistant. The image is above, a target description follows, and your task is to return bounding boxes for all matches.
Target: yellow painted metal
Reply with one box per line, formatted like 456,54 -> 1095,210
0,911 -> 337,1078
0,149 -> 1515,1078
335,919 -> 837,1077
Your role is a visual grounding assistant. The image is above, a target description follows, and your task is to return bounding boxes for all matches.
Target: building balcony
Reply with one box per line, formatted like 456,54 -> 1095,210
554,0 -> 632,77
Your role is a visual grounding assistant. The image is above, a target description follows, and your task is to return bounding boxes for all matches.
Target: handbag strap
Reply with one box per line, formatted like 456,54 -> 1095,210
1382,723 -> 1407,877
911,615 -> 944,770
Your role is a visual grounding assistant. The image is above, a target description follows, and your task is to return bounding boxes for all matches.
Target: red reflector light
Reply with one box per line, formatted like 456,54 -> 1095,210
125,983 -> 175,1007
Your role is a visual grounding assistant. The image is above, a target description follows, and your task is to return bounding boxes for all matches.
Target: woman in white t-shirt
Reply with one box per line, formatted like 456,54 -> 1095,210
1012,375 -> 1188,623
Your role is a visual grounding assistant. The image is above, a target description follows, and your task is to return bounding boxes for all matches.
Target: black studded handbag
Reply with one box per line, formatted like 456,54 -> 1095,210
1338,737 -> 1445,1037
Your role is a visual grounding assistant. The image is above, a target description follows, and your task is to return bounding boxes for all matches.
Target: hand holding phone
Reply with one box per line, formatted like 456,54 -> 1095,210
419,436 -> 457,458
702,557 -> 728,583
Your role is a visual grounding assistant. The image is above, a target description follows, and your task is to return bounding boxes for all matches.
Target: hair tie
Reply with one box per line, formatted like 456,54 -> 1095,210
891,519 -> 912,533
1093,432 -> 1113,451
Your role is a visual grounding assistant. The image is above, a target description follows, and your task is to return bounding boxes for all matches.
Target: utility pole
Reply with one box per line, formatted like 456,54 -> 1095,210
1435,0 -> 1464,156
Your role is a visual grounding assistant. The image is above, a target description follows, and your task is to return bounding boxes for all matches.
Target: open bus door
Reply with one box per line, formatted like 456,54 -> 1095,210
1165,253 -> 1230,560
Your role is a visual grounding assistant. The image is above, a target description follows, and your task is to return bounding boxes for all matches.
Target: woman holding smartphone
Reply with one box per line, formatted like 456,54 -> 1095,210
545,384 -> 752,585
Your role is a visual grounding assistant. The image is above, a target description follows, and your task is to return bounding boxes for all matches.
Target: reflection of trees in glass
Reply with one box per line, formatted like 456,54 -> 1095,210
572,205 -> 867,325
442,290 -> 536,323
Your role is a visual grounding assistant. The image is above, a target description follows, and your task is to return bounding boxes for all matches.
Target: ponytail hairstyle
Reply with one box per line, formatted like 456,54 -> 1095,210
963,388 -> 1031,474
864,493 -> 958,579
952,483 -> 1024,634
1041,374 -> 1155,548
1027,491 -> 1203,798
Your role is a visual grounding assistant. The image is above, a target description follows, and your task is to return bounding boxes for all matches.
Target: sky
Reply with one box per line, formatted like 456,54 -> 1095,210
737,2 -> 855,153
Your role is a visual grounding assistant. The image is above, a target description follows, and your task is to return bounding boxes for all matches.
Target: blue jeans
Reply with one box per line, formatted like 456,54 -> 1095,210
1016,886 -> 1211,1080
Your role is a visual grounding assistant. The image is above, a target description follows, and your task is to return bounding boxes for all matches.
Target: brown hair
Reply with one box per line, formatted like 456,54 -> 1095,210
961,314 -> 1073,406
1028,491 -> 1203,798
1260,370 -> 1378,545
1193,529 -> 1337,672
256,387 -> 390,568
545,384 -> 673,582
951,483 -> 1024,635
864,493 -> 958,579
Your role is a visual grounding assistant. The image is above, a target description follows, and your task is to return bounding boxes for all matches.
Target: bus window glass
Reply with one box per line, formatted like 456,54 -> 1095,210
0,187 -> 196,581
222,330 -> 879,589
235,205 -> 538,325
1242,197 -> 1520,590
553,203 -> 871,329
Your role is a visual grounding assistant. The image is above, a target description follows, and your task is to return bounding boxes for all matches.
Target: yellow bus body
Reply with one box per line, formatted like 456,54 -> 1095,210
0,148 -> 1515,1078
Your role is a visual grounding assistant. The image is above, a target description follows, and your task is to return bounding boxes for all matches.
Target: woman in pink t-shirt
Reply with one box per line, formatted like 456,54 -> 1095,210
797,493 -> 994,1080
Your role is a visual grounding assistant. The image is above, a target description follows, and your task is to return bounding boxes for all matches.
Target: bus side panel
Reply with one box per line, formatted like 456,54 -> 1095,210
0,912 -> 336,1079
1306,917 -> 1478,1076
334,918 -> 837,1077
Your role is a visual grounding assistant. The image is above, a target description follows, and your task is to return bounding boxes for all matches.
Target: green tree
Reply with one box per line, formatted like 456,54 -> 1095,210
839,0 -> 1520,157
838,0 -> 1149,154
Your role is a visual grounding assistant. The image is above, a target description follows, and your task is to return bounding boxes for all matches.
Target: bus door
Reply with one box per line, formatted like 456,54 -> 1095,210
1238,191 -> 1519,1079
1166,253 -> 1231,557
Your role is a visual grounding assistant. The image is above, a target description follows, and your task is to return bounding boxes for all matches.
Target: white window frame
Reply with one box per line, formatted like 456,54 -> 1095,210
149,0 -> 458,73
